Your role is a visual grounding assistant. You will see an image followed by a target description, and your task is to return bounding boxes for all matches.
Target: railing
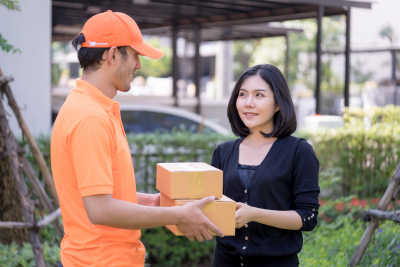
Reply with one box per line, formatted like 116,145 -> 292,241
131,148 -> 211,193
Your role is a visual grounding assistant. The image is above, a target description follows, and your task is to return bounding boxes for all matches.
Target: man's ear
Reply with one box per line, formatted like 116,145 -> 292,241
105,46 -> 118,66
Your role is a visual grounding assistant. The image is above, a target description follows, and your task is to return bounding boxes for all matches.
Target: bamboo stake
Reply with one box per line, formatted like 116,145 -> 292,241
0,208 -> 61,229
363,209 -> 400,223
37,208 -> 61,228
21,156 -> 64,238
1,82 -> 59,208
0,221 -> 34,229
349,162 -> 400,266
0,91 -> 46,267
0,76 -> 14,84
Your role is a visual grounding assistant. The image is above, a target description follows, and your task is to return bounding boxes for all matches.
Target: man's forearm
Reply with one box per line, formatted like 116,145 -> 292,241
83,195 -> 179,230
136,192 -> 160,206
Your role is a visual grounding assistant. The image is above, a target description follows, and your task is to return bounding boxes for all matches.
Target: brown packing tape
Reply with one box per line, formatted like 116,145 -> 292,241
202,202 -> 216,212
189,171 -> 204,199
178,163 -> 205,199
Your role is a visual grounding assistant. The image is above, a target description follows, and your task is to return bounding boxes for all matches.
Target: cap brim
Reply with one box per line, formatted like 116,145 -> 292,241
131,42 -> 164,59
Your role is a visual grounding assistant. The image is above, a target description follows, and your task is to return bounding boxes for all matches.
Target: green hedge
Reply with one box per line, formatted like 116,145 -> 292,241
299,214 -> 400,266
9,116 -> 399,266
343,105 -> 400,125
126,131 -> 234,192
300,106 -> 400,198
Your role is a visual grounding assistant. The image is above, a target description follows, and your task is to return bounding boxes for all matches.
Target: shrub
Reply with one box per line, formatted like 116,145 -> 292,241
343,105 -> 400,125
0,242 -> 60,267
299,214 -> 400,267
300,105 -> 400,198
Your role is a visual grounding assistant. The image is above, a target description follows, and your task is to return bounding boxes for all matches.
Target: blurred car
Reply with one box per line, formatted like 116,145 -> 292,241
119,104 -> 230,135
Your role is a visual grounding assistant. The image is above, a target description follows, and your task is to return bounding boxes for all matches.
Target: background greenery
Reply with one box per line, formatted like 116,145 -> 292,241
2,105 -> 400,266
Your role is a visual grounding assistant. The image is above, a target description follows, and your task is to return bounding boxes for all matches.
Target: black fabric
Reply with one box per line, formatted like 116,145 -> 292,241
238,164 -> 258,189
211,136 -> 320,267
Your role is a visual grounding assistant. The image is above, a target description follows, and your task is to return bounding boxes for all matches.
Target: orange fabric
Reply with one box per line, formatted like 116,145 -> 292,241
51,79 -> 145,267
79,10 -> 163,59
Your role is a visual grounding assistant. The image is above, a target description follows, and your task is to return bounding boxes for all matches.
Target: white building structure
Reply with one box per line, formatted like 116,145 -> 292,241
0,0 -> 51,137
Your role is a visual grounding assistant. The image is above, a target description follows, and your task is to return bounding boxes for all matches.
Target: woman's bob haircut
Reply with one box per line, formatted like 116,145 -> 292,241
227,64 -> 297,138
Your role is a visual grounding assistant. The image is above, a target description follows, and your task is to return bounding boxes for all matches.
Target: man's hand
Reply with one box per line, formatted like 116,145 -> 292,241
137,193 -> 160,207
176,196 -> 224,242
235,202 -> 256,228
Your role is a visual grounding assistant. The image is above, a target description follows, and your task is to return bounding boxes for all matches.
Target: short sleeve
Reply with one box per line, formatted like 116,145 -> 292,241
69,116 -> 114,197
292,139 -> 320,231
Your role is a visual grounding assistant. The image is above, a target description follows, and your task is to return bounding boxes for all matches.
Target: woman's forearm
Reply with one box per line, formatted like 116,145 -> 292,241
251,207 -> 302,230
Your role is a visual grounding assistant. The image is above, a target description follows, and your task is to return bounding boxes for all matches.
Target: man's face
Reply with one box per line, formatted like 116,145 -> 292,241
114,47 -> 141,92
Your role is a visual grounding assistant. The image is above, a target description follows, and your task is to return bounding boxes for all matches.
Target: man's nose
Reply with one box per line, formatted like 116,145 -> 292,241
136,57 -> 142,70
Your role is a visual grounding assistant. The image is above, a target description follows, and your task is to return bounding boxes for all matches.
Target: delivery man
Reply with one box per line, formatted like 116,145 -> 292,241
51,10 -> 223,267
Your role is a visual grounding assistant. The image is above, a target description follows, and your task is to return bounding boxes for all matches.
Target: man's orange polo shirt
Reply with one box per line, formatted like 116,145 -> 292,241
51,79 -> 145,267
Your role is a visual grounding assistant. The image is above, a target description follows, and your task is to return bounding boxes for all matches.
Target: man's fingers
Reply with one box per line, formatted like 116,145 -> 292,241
206,220 -> 224,237
201,229 -> 214,241
188,236 -> 195,242
195,233 -> 204,242
195,196 -> 215,208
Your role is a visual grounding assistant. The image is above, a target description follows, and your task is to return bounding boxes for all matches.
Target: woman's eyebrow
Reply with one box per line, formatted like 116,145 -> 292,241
239,88 -> 267,92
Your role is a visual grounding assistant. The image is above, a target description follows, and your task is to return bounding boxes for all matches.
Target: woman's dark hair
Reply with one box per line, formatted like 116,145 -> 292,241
227,64 -> 297,138
72,33 -> 128,71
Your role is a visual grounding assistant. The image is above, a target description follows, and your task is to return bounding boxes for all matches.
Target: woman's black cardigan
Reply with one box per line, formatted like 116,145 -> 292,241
211,136 -> 320,267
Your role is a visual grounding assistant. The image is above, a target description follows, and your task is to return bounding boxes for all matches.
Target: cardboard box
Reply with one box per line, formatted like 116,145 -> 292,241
160,192 -> 236,236
156,162 -> 223,199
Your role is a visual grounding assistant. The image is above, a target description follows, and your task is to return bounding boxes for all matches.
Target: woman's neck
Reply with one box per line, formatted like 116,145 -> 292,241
243,131 -> 277,148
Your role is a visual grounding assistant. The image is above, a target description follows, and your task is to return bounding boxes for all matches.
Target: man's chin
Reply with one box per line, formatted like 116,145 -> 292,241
117,86 -> 131,93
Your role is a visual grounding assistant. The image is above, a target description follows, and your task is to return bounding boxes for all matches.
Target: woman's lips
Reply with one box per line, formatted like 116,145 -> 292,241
244,113 -> 257,118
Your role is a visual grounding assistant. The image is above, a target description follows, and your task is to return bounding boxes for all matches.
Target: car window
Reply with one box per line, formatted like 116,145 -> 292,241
121,110 -> 218,134
121,110 -> 147,133
147,112 -> 200,133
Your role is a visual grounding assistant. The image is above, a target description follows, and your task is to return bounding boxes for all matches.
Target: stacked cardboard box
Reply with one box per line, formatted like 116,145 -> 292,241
157,162 -> 236,236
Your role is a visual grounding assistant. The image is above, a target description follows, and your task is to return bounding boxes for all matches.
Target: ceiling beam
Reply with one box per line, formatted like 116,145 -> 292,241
265,0 -> 371,9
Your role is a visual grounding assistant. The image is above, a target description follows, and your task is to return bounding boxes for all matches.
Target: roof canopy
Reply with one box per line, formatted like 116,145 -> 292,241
52,0 -> 371,41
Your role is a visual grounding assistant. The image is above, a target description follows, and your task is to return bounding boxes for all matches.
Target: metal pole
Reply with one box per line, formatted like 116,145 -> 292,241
315,5 -> 323,114
194,25 -> 201,114
344,8 -> 351,108
172,24 -> 179,107
285,33 -> 289,82
391,50 -> 397,105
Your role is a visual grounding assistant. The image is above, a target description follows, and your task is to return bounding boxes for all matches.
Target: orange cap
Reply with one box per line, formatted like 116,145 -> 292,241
79,10 -> 163,59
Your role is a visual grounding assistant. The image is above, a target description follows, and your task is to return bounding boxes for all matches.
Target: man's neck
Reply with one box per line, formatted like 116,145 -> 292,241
81,71 -> 117,99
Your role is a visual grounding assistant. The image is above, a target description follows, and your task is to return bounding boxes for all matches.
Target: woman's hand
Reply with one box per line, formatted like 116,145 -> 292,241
235,202 -> 256,228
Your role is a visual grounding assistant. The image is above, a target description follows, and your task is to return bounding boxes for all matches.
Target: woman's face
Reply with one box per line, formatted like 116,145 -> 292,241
236,75 -> 279,134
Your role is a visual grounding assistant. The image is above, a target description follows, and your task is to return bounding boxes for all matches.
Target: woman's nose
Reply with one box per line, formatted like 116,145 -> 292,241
245,97 -> 254,108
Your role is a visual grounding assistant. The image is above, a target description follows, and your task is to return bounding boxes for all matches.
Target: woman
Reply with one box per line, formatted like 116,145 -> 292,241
211,64 -> 320,267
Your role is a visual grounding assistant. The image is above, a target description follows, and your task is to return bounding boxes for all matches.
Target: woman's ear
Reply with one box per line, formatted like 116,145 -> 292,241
275,105 -> 280,112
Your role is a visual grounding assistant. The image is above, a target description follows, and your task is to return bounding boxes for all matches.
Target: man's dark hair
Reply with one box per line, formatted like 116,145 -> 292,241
227,64 -> 297,138
72,33 -> 128,71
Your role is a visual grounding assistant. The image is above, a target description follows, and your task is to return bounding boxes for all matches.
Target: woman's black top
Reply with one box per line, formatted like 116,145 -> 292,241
238,164 -> 258,189
211,136 -> 320,267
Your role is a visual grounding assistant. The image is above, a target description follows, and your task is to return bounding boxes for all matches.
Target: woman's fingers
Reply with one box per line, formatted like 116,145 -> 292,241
236,202 -> 243,210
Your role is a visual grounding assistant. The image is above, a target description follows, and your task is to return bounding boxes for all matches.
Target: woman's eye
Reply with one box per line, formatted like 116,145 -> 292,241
256,93 -> 264,97
239,92 -> 246,97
